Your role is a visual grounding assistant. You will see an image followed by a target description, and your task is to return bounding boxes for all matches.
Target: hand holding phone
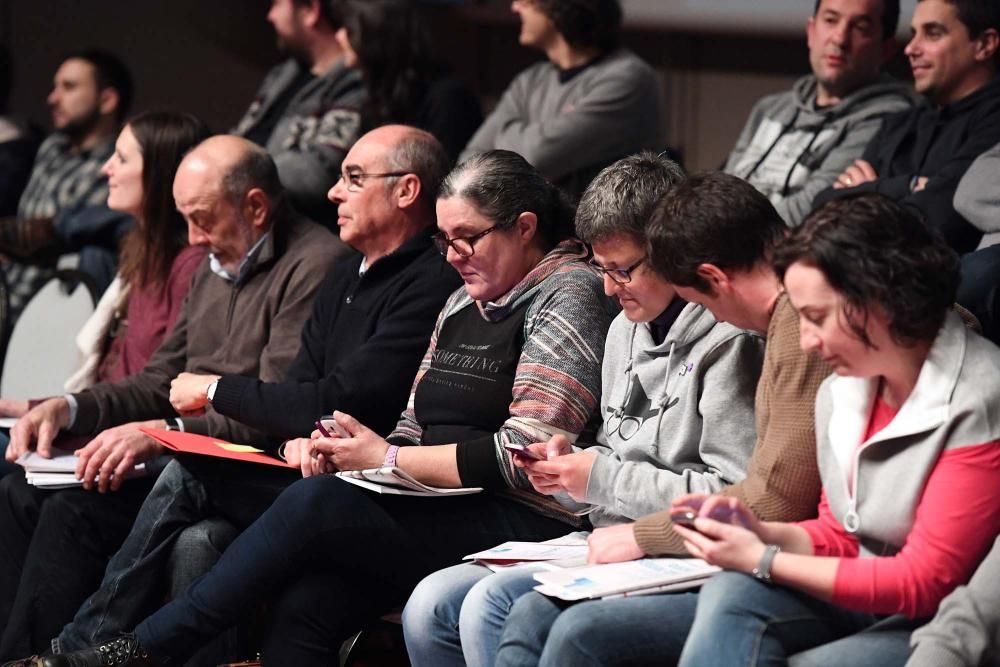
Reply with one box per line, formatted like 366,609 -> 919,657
670,507 -> 699,528
503,443 -> 544,461
315,414 -> 350,439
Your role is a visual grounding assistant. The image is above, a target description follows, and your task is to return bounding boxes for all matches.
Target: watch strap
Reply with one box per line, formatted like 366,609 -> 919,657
752,544 -> 781,583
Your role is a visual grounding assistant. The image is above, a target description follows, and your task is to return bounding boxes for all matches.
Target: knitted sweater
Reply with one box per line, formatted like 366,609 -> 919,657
386,239 -> 615,522
633,294 -> 829,555
70,215 -> 348,445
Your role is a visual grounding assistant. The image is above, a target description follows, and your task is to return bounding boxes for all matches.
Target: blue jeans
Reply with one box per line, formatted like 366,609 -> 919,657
58,456 -> 296,654
56,459 -> 212,652
495,588 -> 700,666
679,571 -> 915,667
403,562 -> 542,667
135,475 -> 570,667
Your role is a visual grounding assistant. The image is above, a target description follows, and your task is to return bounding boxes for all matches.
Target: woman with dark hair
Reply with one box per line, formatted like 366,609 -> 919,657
0,111 -> 209,419
0,111 -> 209,657
43,150 -> 613,667
674,193 -> 1000,667
336,0 -> 482,161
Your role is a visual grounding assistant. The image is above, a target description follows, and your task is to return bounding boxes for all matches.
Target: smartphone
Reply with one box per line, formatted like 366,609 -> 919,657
315,415 -> 350,438
503,443 -> 544,461
670,508 -> 699,528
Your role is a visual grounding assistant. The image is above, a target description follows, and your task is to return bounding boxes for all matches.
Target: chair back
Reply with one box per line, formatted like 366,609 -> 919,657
1,269 -> 97,398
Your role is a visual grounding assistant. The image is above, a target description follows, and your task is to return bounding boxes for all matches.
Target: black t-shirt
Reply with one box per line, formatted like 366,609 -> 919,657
414,300 -> 530,452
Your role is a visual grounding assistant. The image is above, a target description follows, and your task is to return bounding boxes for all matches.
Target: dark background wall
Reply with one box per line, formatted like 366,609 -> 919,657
1,1 -> 912,170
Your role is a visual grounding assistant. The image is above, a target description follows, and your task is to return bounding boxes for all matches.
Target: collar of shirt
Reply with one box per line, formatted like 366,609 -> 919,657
209,231 -> 271,286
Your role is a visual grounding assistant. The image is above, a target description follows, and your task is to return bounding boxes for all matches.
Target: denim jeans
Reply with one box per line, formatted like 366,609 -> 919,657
58,456 -> 297,653
495,588 -> 700,666
679,571 -> 915,667
0,466 -> 156,660
403,562 -> 542,667
135,475 -> 570,667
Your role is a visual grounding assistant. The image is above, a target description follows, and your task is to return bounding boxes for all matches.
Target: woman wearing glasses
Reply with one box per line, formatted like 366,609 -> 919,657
403,153 -> 765,667
43,150 -> 613,667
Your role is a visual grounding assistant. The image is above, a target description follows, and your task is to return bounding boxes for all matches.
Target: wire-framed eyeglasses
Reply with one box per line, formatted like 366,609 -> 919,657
590,255 -> 647,285
432,224 -> 502,258
338,170 -> 410,192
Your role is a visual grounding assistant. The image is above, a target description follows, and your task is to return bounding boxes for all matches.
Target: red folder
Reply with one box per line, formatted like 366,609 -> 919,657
141,428 -> 294,469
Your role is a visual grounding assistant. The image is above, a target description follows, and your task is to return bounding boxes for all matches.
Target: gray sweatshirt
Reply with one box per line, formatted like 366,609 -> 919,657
725,74 -> 913,226
585,302 -> 765,527
459,48 -> 663,197
954,141 -> 1000,233
907,535 -> 1000,667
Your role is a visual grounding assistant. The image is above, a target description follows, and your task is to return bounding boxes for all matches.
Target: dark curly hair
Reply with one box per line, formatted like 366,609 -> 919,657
534,0 -> 623,52
773,194 -> 960,347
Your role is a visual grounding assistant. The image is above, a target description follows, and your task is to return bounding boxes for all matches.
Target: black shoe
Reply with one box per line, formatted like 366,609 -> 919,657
35,635 -> 155,667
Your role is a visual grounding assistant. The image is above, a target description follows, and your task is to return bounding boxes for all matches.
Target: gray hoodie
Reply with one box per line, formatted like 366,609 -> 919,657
955,141 -> 1000,233
725,74 -> 913,226
585,302 -> 765,528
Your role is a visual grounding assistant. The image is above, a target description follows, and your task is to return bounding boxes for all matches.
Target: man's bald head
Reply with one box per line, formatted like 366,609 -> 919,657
174,135 -> 283,274
368,124 -> 450,213
179,135 -> 284,206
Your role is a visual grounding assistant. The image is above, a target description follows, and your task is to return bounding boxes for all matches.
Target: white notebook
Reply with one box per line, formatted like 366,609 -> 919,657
335,466 -> 482,497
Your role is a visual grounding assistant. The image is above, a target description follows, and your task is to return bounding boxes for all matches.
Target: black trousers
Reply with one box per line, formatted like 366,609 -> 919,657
0,468 -> 155,659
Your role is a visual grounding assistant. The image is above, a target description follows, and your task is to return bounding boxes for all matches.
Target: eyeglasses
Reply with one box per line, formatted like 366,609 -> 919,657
432,224 -> 502,258
338,170 -> 410,192
590,255 -> 647,285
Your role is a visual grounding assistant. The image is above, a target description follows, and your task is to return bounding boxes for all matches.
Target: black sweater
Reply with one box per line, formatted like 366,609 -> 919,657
210,229 -> 463,447
814,76 -> 1000,254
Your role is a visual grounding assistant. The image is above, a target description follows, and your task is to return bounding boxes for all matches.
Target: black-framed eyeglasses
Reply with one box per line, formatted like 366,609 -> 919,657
432,224 -> 502,258
590,255 -> 646,285
338,170 -> 410,191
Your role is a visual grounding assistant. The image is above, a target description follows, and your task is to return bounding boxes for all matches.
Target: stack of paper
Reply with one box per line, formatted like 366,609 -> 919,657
16,449 -> 145,489
464,536 -> 590,571
533,557 -> 720,600
335,467 -> 482,497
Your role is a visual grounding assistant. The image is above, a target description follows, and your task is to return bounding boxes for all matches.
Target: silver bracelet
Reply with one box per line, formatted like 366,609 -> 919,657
751,544 -> 781,584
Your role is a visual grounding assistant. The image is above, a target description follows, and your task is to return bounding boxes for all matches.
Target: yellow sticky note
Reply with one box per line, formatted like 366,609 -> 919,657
216,442 -> 264,454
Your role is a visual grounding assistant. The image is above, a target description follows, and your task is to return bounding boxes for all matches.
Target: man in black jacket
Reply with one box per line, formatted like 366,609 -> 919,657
49,125 -> 462,659
814,0 -> 1000,254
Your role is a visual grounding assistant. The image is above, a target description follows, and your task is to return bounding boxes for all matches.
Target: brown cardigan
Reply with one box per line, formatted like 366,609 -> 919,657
70,212 -> 348,446
633,294 -> 830,555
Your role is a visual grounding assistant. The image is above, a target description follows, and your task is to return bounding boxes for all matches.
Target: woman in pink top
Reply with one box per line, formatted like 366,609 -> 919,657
676,194 -> 1000,667
0,112 -> 209,421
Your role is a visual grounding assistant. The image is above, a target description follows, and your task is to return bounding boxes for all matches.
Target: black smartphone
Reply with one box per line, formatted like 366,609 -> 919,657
670,508 -> 699,528
503,443 -> 545,461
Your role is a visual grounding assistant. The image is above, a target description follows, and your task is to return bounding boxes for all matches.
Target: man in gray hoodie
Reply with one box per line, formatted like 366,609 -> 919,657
725,0 -> 912,226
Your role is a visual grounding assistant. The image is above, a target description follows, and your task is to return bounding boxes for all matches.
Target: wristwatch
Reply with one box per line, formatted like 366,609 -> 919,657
206,380 -> 219,403
751,544 -> 781,584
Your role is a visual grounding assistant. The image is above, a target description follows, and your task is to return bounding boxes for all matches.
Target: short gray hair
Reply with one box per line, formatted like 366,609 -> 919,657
575,152 -> 685,245
440,150 -> 575,250
385,127 -> 450,214
221,143 -> 285,208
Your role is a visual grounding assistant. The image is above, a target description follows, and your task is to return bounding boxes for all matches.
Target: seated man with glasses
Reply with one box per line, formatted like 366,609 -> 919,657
45,125 -> 463,660
403,152 -> 766,667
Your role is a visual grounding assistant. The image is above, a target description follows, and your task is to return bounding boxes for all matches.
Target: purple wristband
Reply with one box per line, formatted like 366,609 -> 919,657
383,445 -> 400,468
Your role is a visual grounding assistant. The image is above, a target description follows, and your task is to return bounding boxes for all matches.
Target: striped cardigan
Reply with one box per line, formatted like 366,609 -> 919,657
387,239 -> 615,523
